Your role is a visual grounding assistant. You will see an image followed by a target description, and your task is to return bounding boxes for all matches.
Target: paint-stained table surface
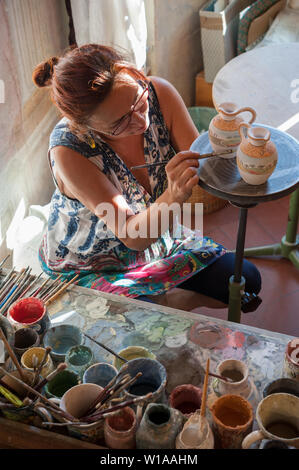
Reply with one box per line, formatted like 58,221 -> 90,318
47,284 -> 294,403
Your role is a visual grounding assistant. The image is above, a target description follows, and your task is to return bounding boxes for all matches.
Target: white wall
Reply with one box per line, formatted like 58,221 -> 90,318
0,0 -> 69,262
145,0 -> 206,106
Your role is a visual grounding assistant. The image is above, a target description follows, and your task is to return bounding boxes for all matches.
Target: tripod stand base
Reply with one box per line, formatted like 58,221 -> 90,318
244,235 -> 299,269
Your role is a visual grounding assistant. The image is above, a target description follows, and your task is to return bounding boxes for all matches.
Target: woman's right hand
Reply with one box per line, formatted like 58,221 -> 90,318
164,151 -> 200,204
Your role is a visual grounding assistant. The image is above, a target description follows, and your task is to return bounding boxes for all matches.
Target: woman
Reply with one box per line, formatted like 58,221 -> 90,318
33,44 -> 261,308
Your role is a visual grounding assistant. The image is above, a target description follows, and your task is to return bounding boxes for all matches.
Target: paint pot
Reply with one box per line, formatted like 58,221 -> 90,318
242,393 -> 299,449
65,345 -> 94,379
0,369 -> 52,426
119,358 -> 167,404
43,324 -> 84,362
113,346 -> 156,370
83,362 -> 117,388
263,378 -> 299,398
216,359 -> 250,396
176,412 -> 214,449
13,327 -> 40,358
7,297 -> 51,336
136,403 -> 184,449
104,406 -> 137,449
45,369 -> 80,399
21,346 -> 55,378
169,384 -> 202,417
58,383 -> 105,442
284,338 -> 299,381
210,394 -> 253,449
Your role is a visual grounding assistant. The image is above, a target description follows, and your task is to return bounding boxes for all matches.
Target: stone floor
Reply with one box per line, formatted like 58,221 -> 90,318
191,194 -> 299,337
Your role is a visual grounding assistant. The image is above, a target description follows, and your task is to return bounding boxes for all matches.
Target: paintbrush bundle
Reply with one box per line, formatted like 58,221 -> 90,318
0,266 -> 79,315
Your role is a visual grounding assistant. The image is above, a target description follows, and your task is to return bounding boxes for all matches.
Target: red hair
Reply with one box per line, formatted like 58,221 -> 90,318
32,44 -> 147,141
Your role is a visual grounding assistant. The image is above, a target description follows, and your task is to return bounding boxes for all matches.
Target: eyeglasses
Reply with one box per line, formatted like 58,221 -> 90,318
111,85 -> 149,136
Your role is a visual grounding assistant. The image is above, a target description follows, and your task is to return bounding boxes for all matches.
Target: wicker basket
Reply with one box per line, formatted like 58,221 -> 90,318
187,185 -> 228,215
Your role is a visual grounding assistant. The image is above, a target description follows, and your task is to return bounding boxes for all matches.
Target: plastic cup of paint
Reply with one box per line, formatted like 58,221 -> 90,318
113,346 -> 156,370
43,324 -> 84,362
7,297 -> 51,336
21,346 -> 55,378
45,369 -> 80,399
65,345 -> 94,379
119,357 -> 167,404
13,327 -> 40,358
169,384 -> 202,416
83,362 -> 118,388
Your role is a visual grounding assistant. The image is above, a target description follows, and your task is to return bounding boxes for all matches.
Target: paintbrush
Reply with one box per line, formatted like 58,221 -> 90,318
0,385 -> 23,407
0,270 -> 17,300
0,254 -> 10,270
38,274 -> 64,300
99,372 -> 143,409
44,274 -> 79,306
89,374 -> 133,414
41,278 -> 68,302
19,273 -> 43,299
33,347 -> 52,385
0,268 -> 31,314
0,327 -> 26,381
208,372 -> 234,383
82,332 -> 128,364
1,269 -> 33,314
130,149 -> 233,170
0,377 -> 22,396
200,358 -> 210,431
34,363 -> 67,392
31,276 -> 51,297
84,393 -> 153,423
0,366 -> 77,422
81,367 -> 130,418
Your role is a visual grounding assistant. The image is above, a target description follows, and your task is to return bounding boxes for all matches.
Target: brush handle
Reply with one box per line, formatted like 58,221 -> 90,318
44,274 -> 79,306
0,327 -> 26,381
130,150 -> 233,170
83,332 -> 128,363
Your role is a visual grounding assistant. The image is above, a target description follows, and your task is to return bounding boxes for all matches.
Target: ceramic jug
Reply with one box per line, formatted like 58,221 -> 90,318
208,102 -> 256,158
237,123 -> 278,185
176,412 -> 214,449
136,403 -> 184,449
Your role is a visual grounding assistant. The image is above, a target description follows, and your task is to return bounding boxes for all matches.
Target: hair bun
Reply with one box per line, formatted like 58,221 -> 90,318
32,56 -> 59,87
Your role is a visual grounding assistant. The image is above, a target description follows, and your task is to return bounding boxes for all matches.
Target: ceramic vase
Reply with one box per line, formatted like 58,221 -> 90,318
208,102 -> 256,158
237,123 -> 278,185
136,403 -> 184,449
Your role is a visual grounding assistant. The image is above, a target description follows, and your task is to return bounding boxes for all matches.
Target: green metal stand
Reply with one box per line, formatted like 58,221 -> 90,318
228,206 -> 252,323
244,188 -> 299,268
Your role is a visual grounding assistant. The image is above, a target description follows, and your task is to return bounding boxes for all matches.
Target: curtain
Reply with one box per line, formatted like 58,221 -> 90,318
70,0 -> 147,69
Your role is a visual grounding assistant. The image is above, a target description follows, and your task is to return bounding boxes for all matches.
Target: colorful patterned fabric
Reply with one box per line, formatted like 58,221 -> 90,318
39,82 -> 226,298
237,0 -> 280,54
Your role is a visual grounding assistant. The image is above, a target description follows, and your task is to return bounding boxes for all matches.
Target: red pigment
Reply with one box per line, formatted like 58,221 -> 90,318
108,410 -> 134,432
10,298 -> 44,324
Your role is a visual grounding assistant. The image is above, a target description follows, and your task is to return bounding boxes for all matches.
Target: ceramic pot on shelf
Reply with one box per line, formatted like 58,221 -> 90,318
237,123 -> 278,185
208,102 -> 256,158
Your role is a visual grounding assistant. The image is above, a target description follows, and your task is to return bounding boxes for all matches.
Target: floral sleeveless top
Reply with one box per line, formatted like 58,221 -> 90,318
39,82 -> 226,297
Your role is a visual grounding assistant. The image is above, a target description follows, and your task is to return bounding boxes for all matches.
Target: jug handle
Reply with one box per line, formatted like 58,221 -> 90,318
238,122 -> 251,141
236,107 -> 256,124
242,430 -> 264,449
